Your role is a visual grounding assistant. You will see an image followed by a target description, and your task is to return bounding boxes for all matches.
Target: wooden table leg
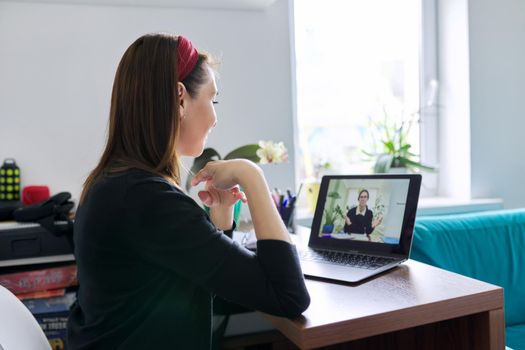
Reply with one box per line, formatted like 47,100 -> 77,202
470,308 -> 505,350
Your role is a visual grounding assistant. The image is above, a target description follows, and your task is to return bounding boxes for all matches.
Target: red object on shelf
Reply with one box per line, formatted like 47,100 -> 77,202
22,185 -> 50,205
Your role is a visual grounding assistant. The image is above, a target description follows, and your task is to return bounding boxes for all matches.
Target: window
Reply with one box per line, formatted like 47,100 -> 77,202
292,0 -> 438,196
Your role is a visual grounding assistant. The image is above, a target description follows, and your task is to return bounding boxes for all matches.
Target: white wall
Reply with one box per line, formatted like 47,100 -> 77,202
0,0 -> 295,206
3,0 -> 524,211
434,0 -> 525,209
468,0 -> 525,209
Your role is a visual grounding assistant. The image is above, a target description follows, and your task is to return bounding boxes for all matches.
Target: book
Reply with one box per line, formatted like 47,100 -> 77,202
0,264 -> 77,294
23,292 -> 77,350
22,292 -> 76,315
16,288 -> 66,300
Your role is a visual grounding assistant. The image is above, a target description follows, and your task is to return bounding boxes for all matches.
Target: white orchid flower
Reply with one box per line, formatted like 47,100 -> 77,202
256,141 -> 289,164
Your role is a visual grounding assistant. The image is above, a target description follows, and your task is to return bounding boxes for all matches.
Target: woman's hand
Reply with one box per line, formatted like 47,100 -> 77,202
191,160 -> 252,230
372,216 -> 383,228
191,159 -> 259,191
197,182 -> 247,208
200,183 -> 246,231
192,159 -> 291,243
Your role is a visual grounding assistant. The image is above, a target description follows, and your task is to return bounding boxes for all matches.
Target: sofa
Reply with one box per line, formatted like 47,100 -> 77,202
411,209 -> 525,350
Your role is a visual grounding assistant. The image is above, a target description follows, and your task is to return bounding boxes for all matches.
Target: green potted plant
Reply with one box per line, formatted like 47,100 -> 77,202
321,191 -> 344,234
365,108 -> 435,173
322,204 -> 344,234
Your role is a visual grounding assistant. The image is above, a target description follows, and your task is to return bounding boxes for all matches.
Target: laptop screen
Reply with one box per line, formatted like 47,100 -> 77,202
309,175 -> 421,256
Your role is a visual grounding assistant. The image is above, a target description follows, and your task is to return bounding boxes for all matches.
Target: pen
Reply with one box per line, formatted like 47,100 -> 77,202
296,182 -> 303,199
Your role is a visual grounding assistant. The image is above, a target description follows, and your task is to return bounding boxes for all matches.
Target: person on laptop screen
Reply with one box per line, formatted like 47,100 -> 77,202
67,33 -> 310,350
343,189 -> 383,238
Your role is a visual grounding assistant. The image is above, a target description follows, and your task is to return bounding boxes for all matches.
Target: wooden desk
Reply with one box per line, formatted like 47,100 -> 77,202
261,226 -> 505,349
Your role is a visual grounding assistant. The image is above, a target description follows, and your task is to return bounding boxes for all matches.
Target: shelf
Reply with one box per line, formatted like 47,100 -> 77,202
293,197 -> 505,227
0,254 -> 75,268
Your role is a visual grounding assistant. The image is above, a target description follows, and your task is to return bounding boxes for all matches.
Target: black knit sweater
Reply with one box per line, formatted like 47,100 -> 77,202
67,170 -> 310,349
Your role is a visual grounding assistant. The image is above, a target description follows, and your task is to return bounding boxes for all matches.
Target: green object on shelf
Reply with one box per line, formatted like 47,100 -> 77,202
0,158 -> 20,201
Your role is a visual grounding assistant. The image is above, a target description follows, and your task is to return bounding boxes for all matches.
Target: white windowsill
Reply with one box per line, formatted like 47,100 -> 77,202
294,197 -> 504,227
417,197 -> 504,216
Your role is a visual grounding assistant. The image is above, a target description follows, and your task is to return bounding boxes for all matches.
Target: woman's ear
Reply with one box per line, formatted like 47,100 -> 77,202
177,82 -> 187,118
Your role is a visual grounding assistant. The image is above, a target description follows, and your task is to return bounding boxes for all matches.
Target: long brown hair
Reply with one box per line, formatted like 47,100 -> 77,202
80,33 -> 210,204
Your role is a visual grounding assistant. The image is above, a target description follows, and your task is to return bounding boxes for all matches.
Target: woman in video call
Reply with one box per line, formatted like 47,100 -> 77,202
344,189 -> 382,239
67,33 -> 310,349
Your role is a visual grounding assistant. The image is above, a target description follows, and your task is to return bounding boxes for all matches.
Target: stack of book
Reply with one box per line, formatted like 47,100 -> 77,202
0,262 -> 78,349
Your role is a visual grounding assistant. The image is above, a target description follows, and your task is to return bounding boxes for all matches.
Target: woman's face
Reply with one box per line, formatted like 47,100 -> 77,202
177,66 -> 218,157
358,192 -> 369,207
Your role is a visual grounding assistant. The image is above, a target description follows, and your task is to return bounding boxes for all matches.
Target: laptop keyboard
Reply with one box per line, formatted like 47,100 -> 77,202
299,249 -> 397,270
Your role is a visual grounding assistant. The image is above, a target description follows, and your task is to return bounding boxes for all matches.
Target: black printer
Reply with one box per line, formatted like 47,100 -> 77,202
0,221 -> 74,266
0,192 -> 75,267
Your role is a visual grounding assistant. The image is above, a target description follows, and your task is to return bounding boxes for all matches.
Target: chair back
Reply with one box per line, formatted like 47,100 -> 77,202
0,285 -> 51,350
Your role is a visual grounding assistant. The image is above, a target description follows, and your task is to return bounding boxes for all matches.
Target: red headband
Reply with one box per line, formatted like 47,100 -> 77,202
177,35 -> 199,81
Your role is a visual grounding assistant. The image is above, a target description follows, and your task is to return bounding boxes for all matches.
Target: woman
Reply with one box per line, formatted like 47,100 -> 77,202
343,189 -> 382,238
67,33 -> 310,349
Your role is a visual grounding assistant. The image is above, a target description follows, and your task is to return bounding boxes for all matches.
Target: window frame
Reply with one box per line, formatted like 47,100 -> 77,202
419,0 -> 439,196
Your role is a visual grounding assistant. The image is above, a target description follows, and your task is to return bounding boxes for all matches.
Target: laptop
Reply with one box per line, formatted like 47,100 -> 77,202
299,174 -> 421,283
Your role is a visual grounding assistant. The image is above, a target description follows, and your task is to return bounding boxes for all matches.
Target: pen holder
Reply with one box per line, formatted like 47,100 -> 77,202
280,202 -> 295,232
